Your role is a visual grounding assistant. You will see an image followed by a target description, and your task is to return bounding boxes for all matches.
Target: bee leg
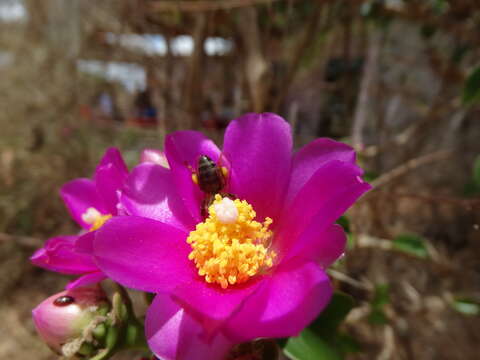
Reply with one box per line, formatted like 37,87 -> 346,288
201,195 -> 214,218
201,198 -> 208,218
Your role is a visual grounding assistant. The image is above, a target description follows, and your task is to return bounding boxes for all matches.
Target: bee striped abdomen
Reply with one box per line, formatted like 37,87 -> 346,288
197,155 -> 225,194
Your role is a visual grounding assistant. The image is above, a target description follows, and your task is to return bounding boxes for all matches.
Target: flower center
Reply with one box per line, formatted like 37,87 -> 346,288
187,195 -> 276,289
81,208 -> 112,232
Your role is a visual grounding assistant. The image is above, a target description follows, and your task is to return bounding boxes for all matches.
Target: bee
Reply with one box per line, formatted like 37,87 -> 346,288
191,155 -> 233,217
195,155 -> 227,194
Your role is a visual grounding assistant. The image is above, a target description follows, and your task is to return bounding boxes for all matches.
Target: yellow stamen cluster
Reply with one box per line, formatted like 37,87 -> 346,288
90,214 -> 112,231
81,207 -> 112,232
187,194 -> 276,289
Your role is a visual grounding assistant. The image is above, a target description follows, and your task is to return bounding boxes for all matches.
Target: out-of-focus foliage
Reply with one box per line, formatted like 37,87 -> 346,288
368,284 -> 390,325
473,155 -> 480,186
392,233 -> 428,258
284,292 -> 358,359
451,297 -> 480,317
1,0 -> 480,359
463,154 -> 480,196
285,329 -> 342,360
463,66 -> 480,105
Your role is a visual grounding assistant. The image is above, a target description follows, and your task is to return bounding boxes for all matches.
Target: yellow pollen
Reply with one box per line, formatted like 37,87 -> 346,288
81,207 -> 112,232
191,173 -> 198,185
90,214 -> 112,231
187,194 -> 276,289
221,166 -> 228,178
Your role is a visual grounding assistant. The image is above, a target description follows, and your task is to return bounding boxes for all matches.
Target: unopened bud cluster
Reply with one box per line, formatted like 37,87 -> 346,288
32,285 -> 110,358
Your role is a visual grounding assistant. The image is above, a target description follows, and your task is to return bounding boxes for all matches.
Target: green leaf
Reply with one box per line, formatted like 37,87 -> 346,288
463,181 -> 480,197
346,233 -> 355,250
451,45 -> 469,64
336,334 -> 362,354
420,25 -> 437,39
284,328 -> 342,360
368,284 -> 390,325
310,292 -> 355,339
337,216 -> 350,233
431,0 -> 449,14
392,233 -> 428,258
371,284 -> 390,308
368,309 -> 388,325
473,155 -> 480,186
306,293 -> 361,356
451,298 -> 480,316
363,171 -> 379,183
462,66 -> 480,106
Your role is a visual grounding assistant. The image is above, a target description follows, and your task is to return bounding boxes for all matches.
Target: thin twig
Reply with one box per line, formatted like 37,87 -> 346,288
352,30 -> 381,151
369,150 -> 453,190
235,6 -> 269,112
385,192 -> 480,208
148,0 -> 280,12
272,0 -> 324,111
328,269 -> 373,291
0,232 -> 41,248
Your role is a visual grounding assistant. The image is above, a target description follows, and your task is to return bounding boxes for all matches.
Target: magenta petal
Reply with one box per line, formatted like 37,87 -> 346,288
93,216 -> 193,293
276,161 -> 371,256
75,231 -> 95,255
223,113 -> 292,221
164,131 -> 222,222
97,147 -> 128,175
224,261 -> 332,342
146,293 -> 233,360
172,275 -> 261,329
66,272 -> 106,289
95,164 -> 126,215
286,138 -> 357,204
60,179 -> 107,229
121,163 -> 195,231
30,236 -> 98,274
95,148 -> 128,214
290,224 -> 347,268
140,148 -> 170,168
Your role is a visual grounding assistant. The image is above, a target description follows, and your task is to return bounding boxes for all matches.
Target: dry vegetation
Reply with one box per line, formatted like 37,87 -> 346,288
0,0 -> 479,359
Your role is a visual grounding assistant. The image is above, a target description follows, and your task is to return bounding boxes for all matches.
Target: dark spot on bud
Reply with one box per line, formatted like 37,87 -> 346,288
54,295 -> 75,306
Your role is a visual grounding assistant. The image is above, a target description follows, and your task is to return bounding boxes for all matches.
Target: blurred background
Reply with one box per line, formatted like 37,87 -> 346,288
0,0 -> 479,359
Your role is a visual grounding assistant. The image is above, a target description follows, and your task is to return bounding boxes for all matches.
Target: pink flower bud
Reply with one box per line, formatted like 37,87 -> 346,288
32,285 -> 109,355
140,149 -> 170,168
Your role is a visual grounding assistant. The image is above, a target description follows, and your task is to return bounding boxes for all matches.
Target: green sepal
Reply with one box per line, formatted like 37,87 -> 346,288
93,323 -> 107,342
77,341 -> 96,357
112,292 -> 129,323
88,320 -> 121,360
122,320 -> 148,351
87,286 -> 148,359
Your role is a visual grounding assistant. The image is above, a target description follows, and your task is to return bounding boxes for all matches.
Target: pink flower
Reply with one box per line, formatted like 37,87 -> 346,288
32,285 -> 109,355
30,148 -> 128,288
89,113 -> 371,359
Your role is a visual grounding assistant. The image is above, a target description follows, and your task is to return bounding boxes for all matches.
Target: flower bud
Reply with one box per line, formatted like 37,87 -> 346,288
32,285 -> 109,356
